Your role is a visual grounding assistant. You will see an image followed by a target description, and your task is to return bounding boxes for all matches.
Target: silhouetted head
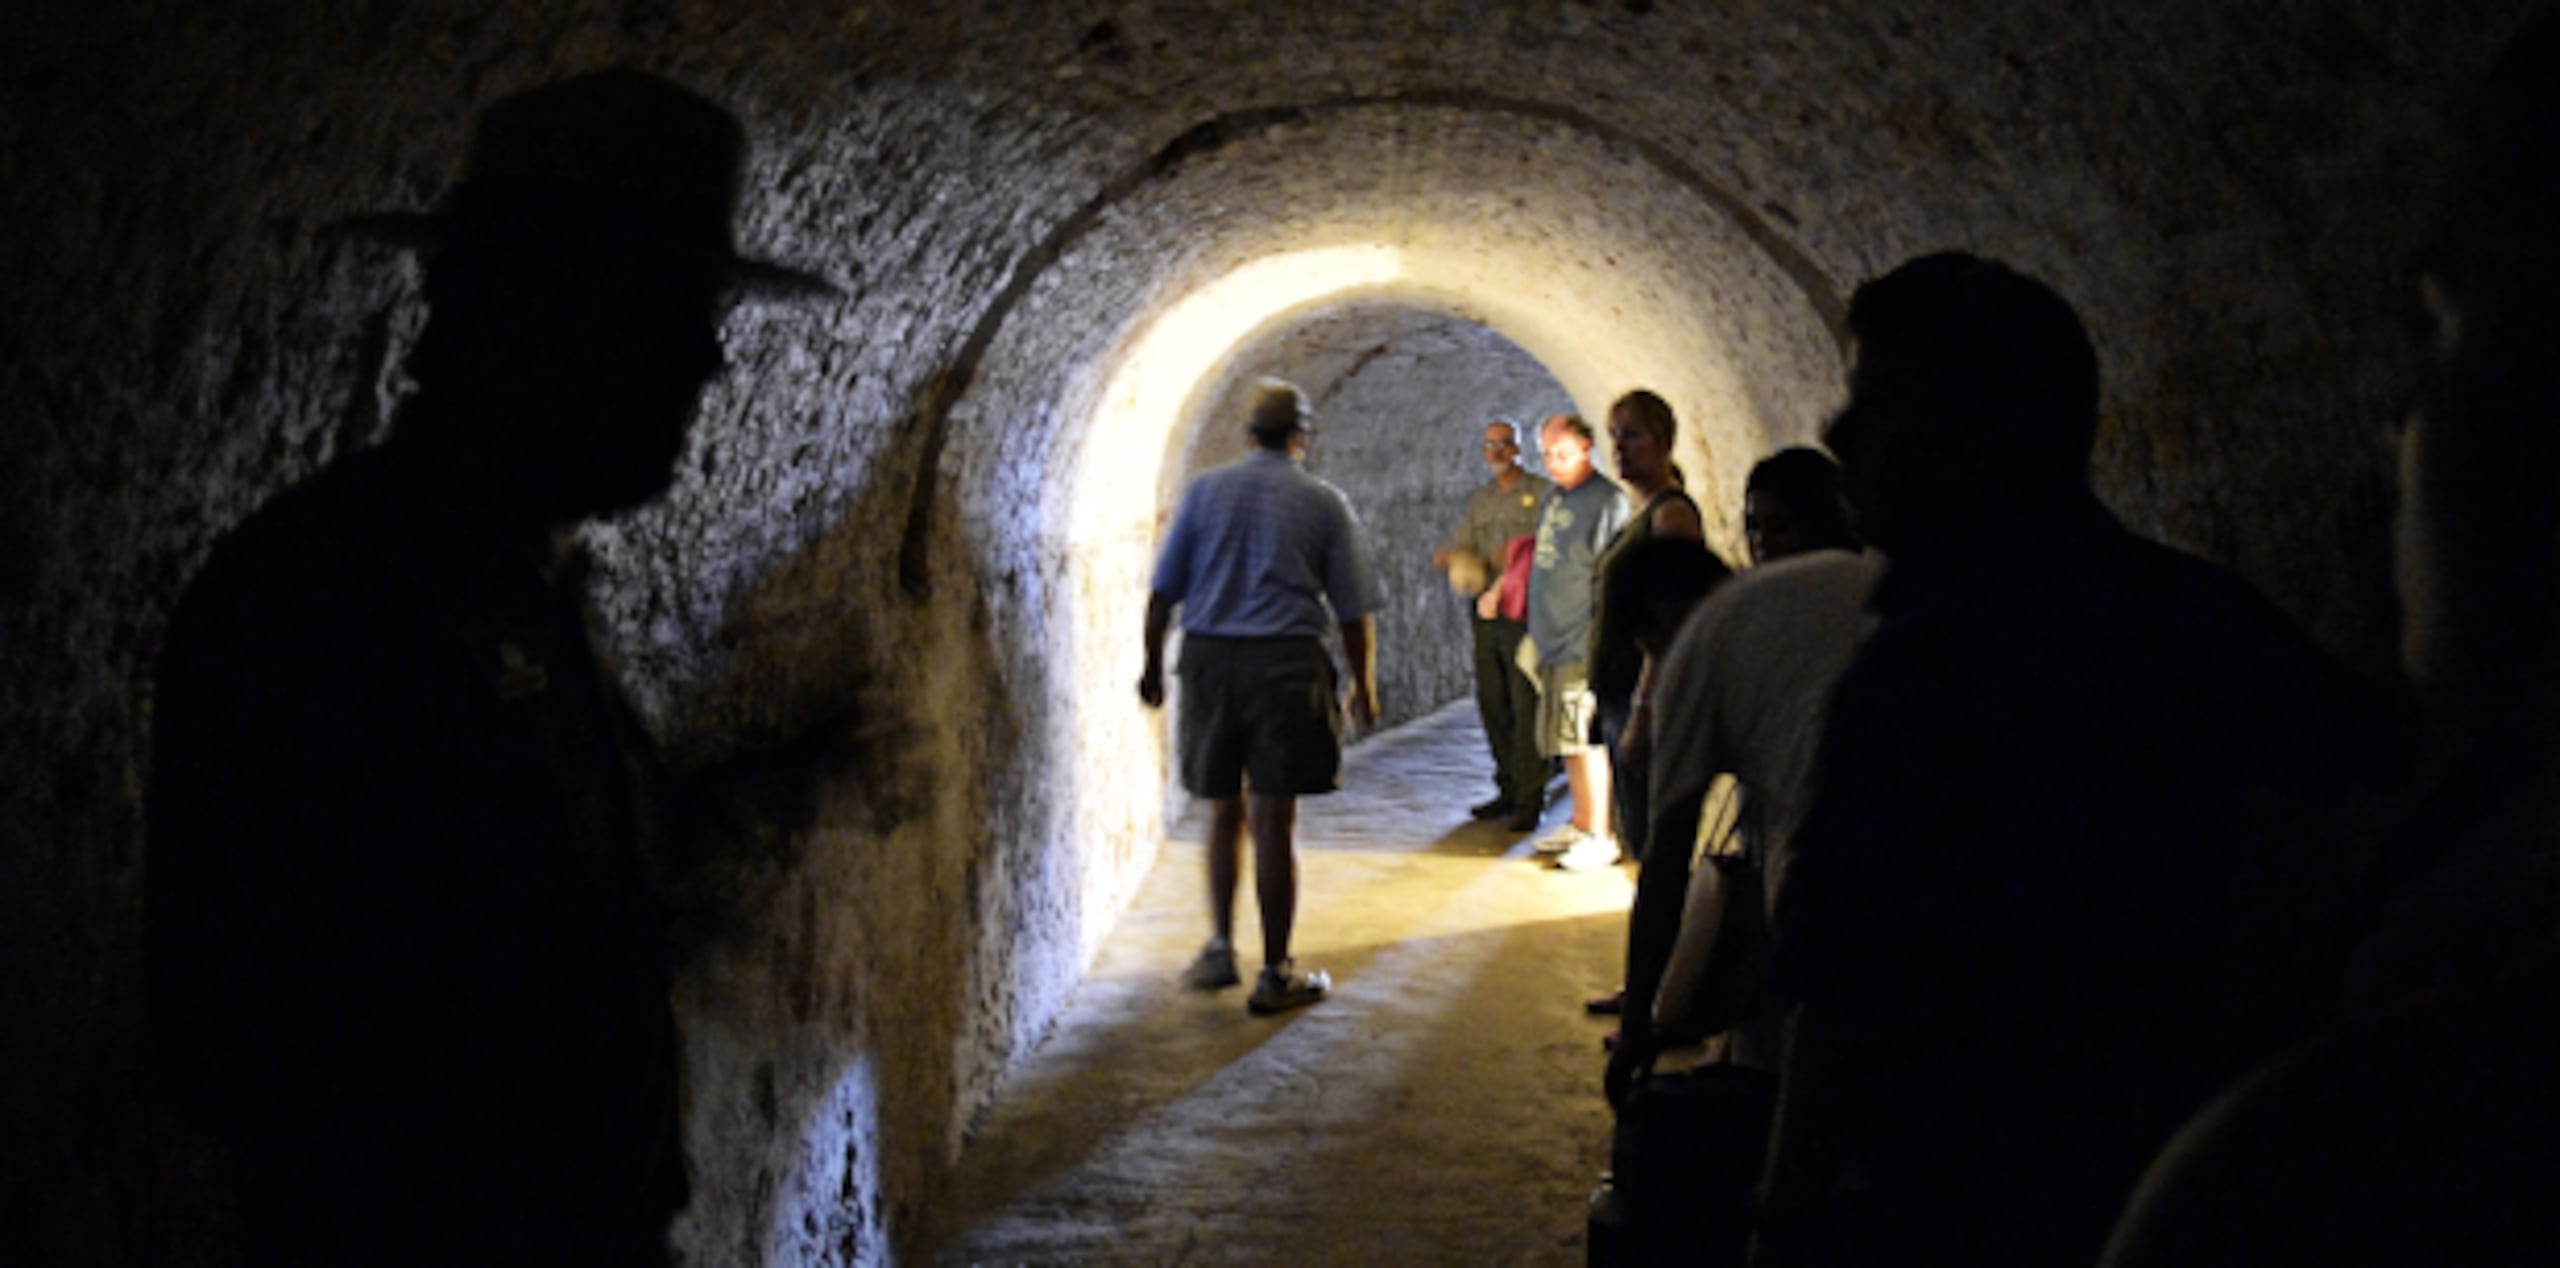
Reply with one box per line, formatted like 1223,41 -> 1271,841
1744,446 -> 1859,565
1608,389 -> 1681,493
356,69 -> 832,522
2400,9 -> 2560,736
1244,378 -> 1315,458
1824,252 -> 2100,556
1481,418 -> 1524,474
1604,534 -> 1732,659
1540,413 -> 1596,489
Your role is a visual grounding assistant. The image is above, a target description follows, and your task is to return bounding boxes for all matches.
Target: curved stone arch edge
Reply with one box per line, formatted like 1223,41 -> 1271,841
892,89 -> 1849,600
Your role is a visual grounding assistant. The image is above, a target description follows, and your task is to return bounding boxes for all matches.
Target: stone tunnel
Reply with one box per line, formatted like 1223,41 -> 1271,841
1,2 -> 2538,1263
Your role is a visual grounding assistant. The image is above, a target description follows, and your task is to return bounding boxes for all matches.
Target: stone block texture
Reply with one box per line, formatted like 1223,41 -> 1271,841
0,1 -> 2536,1264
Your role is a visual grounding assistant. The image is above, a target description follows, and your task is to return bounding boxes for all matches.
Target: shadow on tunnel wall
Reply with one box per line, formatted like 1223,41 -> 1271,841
637,374 -> 1047,1264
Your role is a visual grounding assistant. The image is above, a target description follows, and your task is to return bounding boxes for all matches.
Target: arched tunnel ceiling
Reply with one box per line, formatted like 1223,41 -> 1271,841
9,0 -> 2526,729
570,0 -> 2529,704
951,96 -> 1842,565
1179,301 -> 1577,493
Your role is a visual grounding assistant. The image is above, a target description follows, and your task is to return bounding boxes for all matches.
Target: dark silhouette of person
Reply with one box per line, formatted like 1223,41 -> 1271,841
146,70 -> 832,1267
1740,445 -> 1859,566
1607,446 -> 1870,1101
2102,12 -> 2560,1265
1756,253 -> 2389,1268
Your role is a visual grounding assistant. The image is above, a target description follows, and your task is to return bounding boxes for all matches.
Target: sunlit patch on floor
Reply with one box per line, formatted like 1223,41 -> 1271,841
924,702 -> 1630,1264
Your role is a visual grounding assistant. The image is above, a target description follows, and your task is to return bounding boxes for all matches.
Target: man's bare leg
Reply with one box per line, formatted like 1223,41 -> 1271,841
1566,749 -> 1614,837
1243,791 -> 1328,1012
1206,795 -> 1247,946
1176,795 -> 1250,990
1246,793 -> 1299,965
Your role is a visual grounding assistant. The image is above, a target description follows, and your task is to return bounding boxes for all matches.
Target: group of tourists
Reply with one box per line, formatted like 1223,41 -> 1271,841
1143,13 -> 2560,1265
143,7 -> 2560,1260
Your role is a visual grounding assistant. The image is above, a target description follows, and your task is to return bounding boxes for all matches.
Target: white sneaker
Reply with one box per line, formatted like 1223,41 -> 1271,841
1248,961 -> 1331,1015
1533,823 -> 1587,855
1551,833 -> 1623,871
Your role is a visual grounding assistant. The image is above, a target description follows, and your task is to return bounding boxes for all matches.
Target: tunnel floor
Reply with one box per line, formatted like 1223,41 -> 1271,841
924,701 -> 1630,1265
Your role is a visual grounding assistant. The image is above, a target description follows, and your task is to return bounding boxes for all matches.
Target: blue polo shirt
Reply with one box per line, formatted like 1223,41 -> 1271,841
1528,473 -> 1630,666
1151,449 -> 1381,638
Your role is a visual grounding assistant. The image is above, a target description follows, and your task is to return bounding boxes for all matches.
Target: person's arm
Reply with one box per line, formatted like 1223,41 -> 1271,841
1142,484 -> 1204,709
1623,655 -> 1660,767
1139,590 -> 1176,708
1481,532 -> 1531,620
1319,485 -> 1384,730
1606,616 -> 1718,1105
1339,614 -> 1378,731
1600,485 -> 1634,543
1433,489 -> 1474,568
1650,495 -> 1704,542
1607,778 -> 1708,1108
1434,486 -> 1485,570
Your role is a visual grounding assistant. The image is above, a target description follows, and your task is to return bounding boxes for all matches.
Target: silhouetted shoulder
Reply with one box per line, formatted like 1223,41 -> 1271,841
2113,531 -> 2402,783
169,449 -> 455,648
1708,550 -> 1880,616
2107,950 -> 2560,1267
2116,533 -> 2313,646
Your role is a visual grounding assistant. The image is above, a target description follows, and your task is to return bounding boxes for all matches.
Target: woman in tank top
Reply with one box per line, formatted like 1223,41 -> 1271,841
1583,389 -> 1711,867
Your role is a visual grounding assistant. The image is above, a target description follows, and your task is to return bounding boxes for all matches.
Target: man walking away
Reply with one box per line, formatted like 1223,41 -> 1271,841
1140,380 -> 1383,1015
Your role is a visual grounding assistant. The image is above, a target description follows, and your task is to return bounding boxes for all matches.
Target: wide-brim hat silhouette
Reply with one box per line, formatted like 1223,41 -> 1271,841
340,69 -> 837,299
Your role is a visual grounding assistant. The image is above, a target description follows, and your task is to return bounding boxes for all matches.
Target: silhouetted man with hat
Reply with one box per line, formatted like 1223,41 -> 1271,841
148,70 -> 832,1266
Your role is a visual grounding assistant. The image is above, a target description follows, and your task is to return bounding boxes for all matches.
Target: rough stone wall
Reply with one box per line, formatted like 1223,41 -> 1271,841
2,2 -> 2539,1265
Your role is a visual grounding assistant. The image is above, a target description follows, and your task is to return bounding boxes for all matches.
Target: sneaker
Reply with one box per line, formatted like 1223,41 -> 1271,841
1247,960 -> 1331,1015
1469,796 -> 1512,820
1552,833 -> 1623,871
1534,823 -> 1587,855
1506,803 -> 1544,833
1182,939 -> 1240,990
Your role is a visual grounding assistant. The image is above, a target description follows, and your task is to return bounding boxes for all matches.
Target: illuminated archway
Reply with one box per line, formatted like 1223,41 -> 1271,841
942,100 -> 1843,1024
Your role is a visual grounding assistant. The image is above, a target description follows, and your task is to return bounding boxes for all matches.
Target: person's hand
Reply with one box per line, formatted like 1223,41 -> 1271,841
1605,1031 -> 1655,1112
1138,662 -> 1165,709
1621,707 -> 1653,770
1345,681 -> 1378,733
1475,586 -> 1501,620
